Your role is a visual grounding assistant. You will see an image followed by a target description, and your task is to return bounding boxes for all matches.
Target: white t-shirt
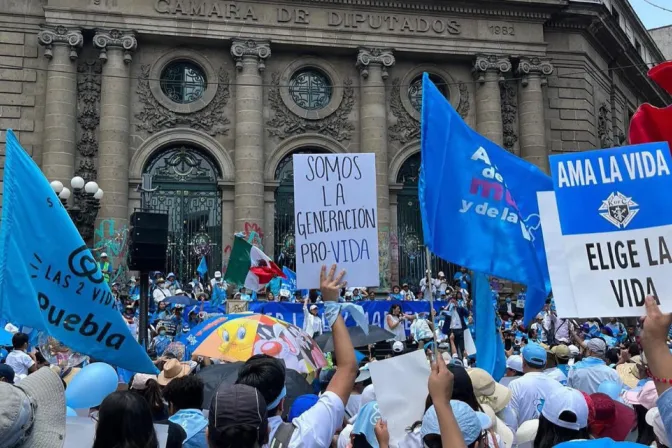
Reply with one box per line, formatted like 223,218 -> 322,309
345,394 -> 361,420
266,391 -> 345,448
385,315 -> 406,342
504,372 -> 564,431
6,350 -> 34,377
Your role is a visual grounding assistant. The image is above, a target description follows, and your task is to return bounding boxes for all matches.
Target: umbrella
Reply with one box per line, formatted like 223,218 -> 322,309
197,362 -> 313,417
164,295 -> 200,307
176,314 -> 248,359
314,325 -> 395,352
192,314 -> 327,374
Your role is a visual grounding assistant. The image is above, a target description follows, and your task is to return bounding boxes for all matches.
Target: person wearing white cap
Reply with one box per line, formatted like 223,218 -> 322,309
302,298 -> 323,338
500,354 -> 524,387
210,271 -> 228,306
166,272 -> 181,295
97,252 -> 113,283
534,386 -> 590,448
567,337 -> 622,394
503,343 -> 564,432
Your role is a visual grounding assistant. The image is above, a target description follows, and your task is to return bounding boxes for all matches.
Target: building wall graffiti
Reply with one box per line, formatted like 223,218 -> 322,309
378,228 -> 392,291
390,230 -> 400,286
93,219 -> 130,285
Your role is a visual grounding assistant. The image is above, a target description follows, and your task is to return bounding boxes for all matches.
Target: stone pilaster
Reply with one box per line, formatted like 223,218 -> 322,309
231,39 -> 270,234
38,25 -> 83,182
473,55 -> 512,146
357,47 -> 395,290
94,29 -> 137,226
517,57 -> 554,173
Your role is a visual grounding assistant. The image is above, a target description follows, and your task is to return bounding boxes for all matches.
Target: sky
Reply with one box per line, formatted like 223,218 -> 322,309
629,0 -> 672,30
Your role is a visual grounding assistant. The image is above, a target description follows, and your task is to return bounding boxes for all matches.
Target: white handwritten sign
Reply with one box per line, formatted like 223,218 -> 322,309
293,154 -> 379,289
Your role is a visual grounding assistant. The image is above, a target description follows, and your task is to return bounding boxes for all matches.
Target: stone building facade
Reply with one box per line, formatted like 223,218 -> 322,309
0,0 -> 668,289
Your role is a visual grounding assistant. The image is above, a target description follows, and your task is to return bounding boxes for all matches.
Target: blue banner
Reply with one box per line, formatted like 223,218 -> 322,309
551,142 -> 672,235
419,73 -> 552,324
0,130 -> 157,373
247,300 -> 447,334
197,256 -> 208,278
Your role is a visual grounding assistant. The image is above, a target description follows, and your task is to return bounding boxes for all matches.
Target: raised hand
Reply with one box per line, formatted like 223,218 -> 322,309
320,264 -> 346,302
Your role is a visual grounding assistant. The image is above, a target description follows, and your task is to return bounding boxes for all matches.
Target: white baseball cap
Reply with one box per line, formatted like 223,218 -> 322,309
541,387 -> 589,431
392,341 -> 404,353
568,344 -> 580,356
646,407 -> 670,447
515,419 -> 539,448
506,355 -> 523,373
279,289 -> 290,298
214,271 -> 222,278
355,364 -> 371,383
100,252 -> 108,257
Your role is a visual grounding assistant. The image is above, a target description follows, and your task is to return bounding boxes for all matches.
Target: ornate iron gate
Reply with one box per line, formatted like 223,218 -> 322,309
274,149 -> 328,270
396,152 -> 457,288
144,146 -> 222,283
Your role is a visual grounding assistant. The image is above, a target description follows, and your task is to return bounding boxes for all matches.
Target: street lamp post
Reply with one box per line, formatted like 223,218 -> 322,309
50,176 -> 104,242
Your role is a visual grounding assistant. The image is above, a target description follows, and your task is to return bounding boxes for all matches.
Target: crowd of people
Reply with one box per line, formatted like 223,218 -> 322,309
2,262 -> 672,448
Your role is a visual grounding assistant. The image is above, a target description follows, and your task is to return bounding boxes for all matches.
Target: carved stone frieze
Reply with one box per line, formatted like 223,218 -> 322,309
93,29 -> 137,64
598,102 -> 613,149
517,57 -> 554,87
266,72 -> 355,141
356,47 -> 395,79
230,39 -> 271,72
37,25 -> 83,61
389,78 -> 470,144
500,82 -> 518,154
473,55 -> 512,83
75,60 -> 102,182
135,64 -> 231,136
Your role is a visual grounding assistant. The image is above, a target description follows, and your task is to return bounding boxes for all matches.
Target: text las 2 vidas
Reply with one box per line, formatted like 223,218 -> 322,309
459,146 -> 535,241
556,148 -> 671,188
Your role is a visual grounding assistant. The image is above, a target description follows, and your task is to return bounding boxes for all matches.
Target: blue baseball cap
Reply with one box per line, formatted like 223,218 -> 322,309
288,394 -> 319,421
522,342 -> 547,368
421,400 -> 490,445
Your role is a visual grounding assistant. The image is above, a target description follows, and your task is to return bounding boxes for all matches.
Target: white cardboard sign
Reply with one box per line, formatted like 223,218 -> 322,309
293,154 -> 380,289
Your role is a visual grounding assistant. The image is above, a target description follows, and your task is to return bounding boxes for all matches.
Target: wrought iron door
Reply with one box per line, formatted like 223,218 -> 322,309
274,149 -> 328,270
144,146 -> 222,283
396,152 -> 457,288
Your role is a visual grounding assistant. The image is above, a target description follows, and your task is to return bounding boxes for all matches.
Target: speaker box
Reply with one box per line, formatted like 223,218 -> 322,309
129,212 -> 169,271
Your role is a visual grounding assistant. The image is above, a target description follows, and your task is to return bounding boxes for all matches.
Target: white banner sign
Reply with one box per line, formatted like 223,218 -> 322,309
543,142 -> 672,318
293,153 -> 379,289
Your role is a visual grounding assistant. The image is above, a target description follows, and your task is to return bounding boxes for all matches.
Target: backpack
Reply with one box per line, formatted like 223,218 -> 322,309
269,422 -> 296,448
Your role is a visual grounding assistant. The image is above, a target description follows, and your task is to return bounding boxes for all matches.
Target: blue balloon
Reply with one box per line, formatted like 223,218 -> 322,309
598,380 -> 622,400
65,362 -> 118,409
66,407 -> 77,417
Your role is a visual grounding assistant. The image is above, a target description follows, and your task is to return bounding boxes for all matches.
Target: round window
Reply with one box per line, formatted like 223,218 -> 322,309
408,74 -> 449,112
288,69 -> 332,111
160,61 -> 207,104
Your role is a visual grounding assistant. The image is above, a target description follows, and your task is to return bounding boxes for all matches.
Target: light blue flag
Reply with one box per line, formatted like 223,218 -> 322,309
420,73 -> 552,324
197,256 -> 208,278
0,130 -> 157,373
473,272 -> 506,381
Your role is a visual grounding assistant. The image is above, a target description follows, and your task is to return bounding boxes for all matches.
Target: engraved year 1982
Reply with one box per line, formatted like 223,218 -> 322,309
489,25 -> 515,36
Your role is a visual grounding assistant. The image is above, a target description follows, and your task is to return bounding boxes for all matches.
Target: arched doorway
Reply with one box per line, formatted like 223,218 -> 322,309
274,148 -> 329,270
143,145 -> 223,282
396,152 -> 457,287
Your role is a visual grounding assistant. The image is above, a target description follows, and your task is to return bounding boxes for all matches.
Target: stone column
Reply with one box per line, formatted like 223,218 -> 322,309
94,29 -> 137,226
473,55 -> 512,146
37,25 -> 83,182
517,57 -> 554,173
356,47 -> 395,290
231,39 -> 270,235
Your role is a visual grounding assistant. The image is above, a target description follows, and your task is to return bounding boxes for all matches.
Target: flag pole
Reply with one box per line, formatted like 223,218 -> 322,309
425,247 -> 439,360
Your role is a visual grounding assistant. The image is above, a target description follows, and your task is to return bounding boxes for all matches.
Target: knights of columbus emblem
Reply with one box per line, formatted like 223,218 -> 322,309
598,192 -> 639,229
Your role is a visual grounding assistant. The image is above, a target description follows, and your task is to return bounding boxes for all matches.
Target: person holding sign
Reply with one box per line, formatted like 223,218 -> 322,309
303,298 -> 323,339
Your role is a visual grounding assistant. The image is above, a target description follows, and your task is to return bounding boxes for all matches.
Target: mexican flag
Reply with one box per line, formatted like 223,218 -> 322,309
224,236 -> 285,291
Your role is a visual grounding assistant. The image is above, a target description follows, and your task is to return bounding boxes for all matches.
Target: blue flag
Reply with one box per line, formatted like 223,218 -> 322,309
419,73 -> 552,324
0,130 -> 157,373
473,272 -> 506,381
197,256 -> 208,278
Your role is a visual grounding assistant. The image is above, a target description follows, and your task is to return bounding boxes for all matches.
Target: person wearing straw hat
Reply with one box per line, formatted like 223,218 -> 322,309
158,359 -> 192,386
0,367 -> 66,448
